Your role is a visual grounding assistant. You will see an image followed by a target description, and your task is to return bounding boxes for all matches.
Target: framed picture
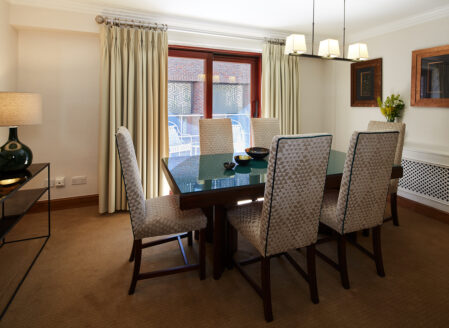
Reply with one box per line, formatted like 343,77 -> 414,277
351,58 -> 382,107
411,45 -> 449,107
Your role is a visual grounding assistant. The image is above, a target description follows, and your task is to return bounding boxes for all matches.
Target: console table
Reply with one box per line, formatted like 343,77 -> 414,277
0,163 -> 50,320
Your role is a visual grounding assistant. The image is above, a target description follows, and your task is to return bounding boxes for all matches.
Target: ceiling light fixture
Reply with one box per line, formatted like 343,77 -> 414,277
284,34 -> 307,55
286,0 -> 369,62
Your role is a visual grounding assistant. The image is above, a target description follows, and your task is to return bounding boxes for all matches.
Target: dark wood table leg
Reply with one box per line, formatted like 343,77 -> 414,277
213,205 -> 226,280
226,221 -> 238,269
202,207 -> 214,243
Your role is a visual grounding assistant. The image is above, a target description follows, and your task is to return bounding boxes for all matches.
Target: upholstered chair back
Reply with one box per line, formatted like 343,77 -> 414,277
367,121 -> 406,193
336,131 -> 399,234
199,118 -> 234,155
116,127 -> 146,238
251,118 -> 281,149
259,134 -> 333,256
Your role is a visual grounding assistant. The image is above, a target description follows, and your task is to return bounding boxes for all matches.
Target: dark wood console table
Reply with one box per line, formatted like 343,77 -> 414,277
0,163 -> 50,320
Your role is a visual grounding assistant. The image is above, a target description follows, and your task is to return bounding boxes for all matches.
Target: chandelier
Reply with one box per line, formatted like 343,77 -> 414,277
285,0 -> 369,62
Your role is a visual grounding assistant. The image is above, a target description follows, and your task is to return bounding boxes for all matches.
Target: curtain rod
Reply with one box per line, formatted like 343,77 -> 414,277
95,15 -> 168,31
95,15 -> 285,42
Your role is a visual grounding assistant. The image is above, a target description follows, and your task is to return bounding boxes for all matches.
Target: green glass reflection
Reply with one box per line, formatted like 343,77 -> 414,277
162,150 -> 351,195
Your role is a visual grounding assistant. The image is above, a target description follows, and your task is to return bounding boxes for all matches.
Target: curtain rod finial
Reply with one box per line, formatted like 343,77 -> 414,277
95,15 -> 105,24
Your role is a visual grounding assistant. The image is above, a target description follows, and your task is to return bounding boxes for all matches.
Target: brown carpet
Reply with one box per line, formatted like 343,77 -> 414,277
1,205 -> 448,327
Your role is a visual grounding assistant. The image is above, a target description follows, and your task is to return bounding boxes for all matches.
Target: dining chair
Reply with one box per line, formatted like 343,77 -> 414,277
367,121 -> 406,226
198,118 -> 234,241
317,131 -> 399,289
199,118 -> 234,155
250,118 -> 281,149
116,127 -> 207,295
227,133 -> 333,322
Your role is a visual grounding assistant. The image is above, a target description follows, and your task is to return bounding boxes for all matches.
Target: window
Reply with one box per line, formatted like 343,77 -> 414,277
168,47 -> 260,156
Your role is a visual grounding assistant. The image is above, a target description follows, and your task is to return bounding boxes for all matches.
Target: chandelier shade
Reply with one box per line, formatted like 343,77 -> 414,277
284,34 -> 307,55
348,43 -> 369,61
318,39 -> 340,58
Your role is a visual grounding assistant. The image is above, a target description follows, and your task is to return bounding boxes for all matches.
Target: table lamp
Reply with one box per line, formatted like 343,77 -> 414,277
0,92 -> 42,173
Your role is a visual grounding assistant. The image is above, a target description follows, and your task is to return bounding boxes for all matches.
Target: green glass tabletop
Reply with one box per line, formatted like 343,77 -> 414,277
162,150 -> 347,195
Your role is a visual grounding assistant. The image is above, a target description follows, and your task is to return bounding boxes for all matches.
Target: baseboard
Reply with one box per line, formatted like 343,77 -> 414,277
28,192 -> 448,225
396,195 -> 449,224
29,194 -> 99,213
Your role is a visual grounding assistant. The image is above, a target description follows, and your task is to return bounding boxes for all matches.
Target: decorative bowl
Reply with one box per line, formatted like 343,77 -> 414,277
223,162 -> 236,170
234,155 -> 251,166
245,147 -> 269,160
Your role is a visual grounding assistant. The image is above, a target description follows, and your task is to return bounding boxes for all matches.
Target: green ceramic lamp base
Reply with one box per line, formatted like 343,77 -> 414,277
0,127 -> 33,173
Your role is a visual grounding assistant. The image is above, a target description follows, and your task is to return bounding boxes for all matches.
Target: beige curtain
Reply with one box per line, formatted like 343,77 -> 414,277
99,25 -> 168,213
261,42 -> 301,134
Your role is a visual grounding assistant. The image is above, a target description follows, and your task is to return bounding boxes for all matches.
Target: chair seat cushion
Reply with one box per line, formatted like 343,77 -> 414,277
320,189 -> 384,235
227,201 -> 264,256
320,190 -> 341,233
133,195 -> 207,240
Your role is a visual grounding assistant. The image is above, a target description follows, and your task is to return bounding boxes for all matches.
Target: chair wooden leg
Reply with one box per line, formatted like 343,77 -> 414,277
187,231 -> 193,246
129,242 -> 135,262
306,245 -> 319,304
194,230 -> 199,240
337,234 -> 350,289
261,257 -> 273,322
372,226 -> 385,277
362,229 -> 370,237
128,239 -> 142,295
391,192 -> 399,226
199,229 -> 206,280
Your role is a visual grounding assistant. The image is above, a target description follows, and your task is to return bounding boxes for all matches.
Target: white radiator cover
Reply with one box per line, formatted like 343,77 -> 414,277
398,145 -> 449,213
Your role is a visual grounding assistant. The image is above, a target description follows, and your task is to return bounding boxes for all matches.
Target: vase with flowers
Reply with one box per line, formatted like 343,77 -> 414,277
377,94 -> 405,122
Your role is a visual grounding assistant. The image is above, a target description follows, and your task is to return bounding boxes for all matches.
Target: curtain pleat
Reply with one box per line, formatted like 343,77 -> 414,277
261,43 -> 301,134
99,25 -> 168,213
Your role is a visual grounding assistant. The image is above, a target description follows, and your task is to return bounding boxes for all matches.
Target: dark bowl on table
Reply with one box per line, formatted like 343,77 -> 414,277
223,162 -> 236,170
245,147 -> 269,160
234,155 -> 251,166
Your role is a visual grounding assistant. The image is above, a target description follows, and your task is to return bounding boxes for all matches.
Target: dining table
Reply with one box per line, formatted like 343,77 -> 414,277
161,150 -> 403,280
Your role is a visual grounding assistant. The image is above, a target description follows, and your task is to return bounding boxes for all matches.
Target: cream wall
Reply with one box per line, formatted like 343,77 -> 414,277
17,29 -> 100,198
299,57 -> 326,134
0,0 -> 17,140
325,16 -> 449,154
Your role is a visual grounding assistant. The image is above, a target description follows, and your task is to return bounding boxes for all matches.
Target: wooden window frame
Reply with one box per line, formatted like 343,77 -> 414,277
168,45 -> 262,118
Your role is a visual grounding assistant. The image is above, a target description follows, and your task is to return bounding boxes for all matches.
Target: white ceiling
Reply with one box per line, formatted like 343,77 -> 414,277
10,0 -> 449,38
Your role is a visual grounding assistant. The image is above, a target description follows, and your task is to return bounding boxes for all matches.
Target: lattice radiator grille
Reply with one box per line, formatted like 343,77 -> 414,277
399,158 -> 449,204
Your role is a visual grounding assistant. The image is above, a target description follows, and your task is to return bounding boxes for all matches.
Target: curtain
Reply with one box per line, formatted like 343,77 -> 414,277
99,25 -> 168,213
261,42 -> 301,134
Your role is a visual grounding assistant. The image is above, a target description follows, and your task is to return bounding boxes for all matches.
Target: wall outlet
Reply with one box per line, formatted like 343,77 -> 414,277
44,178 -> 55,188
72,176 -> 87,185
55,176 -> 65,187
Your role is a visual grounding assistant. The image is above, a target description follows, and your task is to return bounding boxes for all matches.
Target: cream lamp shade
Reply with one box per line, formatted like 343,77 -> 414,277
318,39 -> 340,58
284,34 -> 307,55
0,92 -> 42,126
347,43 -> 369,61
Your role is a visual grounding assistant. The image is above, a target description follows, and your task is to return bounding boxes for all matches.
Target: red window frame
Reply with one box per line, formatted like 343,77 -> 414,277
168,45 -> 261,118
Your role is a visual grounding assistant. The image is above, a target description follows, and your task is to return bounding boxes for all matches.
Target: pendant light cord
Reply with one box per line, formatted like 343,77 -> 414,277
343,0 -> 346,58
312,0 -> 315,55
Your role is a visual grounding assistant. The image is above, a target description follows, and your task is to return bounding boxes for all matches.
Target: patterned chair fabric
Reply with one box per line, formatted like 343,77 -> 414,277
320,131 -> 399,235
116,127 -> 206,240
199,118 -> 234,155
251,118 -> 281,149
227,134 -> 333,257
367,121 -> 406,193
